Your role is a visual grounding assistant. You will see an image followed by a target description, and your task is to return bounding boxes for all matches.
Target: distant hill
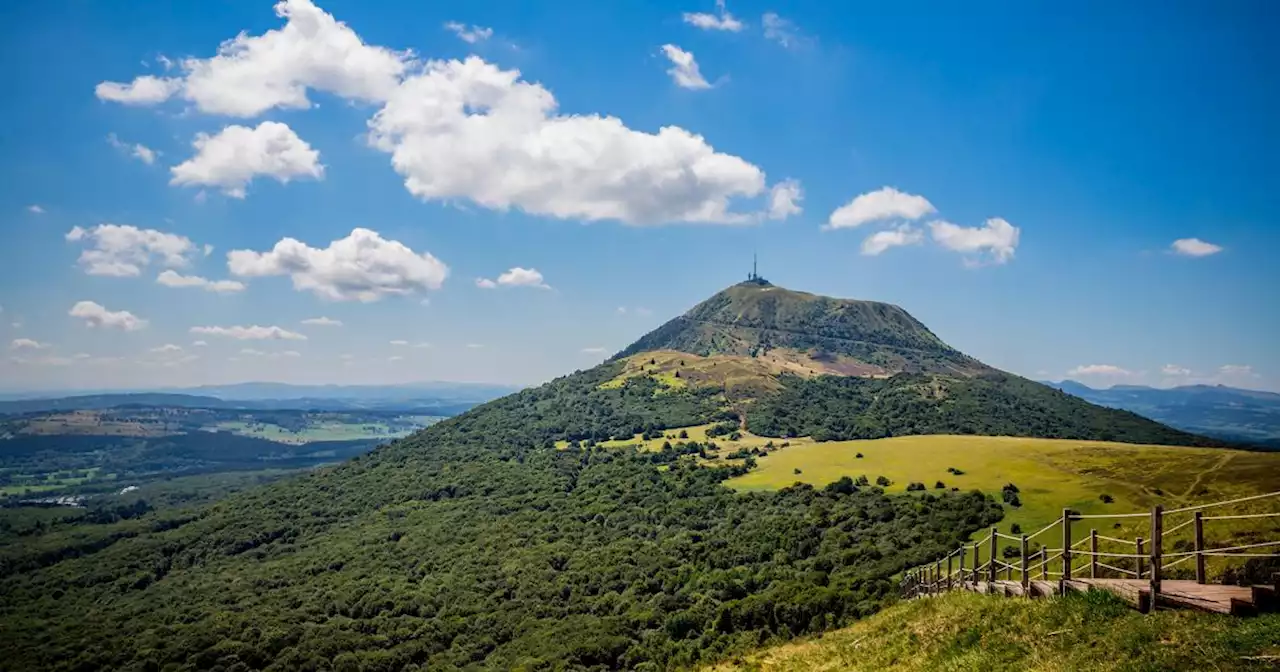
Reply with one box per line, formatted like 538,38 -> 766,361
0,382 -> 520,415
1042,380 -> 1280,447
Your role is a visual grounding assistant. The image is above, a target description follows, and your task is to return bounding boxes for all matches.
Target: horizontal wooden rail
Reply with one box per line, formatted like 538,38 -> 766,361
900,488 -> 1280,615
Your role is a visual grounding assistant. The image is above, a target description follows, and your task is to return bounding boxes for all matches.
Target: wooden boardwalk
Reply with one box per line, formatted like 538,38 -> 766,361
936,577 -> 1278,616
902,489 -> 1280,616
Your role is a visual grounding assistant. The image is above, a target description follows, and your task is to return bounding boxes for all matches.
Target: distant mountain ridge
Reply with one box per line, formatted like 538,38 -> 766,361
1043,380 -> 1280,447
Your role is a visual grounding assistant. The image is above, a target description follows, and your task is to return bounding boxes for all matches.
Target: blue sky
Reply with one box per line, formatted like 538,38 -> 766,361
0,0 -> 1276,392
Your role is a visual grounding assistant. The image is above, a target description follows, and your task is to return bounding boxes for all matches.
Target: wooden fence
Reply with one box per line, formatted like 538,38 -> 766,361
901,489 -> 1280,615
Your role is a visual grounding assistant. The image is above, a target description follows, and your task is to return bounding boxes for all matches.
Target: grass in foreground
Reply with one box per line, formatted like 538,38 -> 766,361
707,590 -> 1280,672
726,435 -> 1280,564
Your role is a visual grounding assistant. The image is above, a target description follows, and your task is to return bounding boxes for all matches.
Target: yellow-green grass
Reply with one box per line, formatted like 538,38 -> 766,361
726,435 -> 1280,573
555,422 -> 814,453
705,590 -> 1280,672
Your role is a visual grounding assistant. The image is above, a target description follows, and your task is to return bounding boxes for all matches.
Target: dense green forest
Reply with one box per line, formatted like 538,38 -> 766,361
0,363 -> 1003,671
747,373 -> 1223,447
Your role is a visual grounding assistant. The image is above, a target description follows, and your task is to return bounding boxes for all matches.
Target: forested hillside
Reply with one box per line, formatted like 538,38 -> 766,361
0,363 -> 1002,671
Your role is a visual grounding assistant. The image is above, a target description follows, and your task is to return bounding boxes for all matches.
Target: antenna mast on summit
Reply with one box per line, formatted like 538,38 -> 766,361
752,253 -> 757,281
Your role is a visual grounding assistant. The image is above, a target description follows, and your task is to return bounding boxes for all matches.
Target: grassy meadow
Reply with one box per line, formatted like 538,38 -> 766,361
706,590 -> 1280,672
725,434 -> 1280,574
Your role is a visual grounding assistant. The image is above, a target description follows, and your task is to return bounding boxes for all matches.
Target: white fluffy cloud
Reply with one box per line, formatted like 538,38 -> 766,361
827,187 -> 935,230
1067,364 -> 1134,379
928,217 -> 1020,265
191,325 -> 307,340
661,45 -> 711,90
27,205 -> 45,214
150,344 -> 183,353
156,270 -> 246,293
682,1 -> 744,31
107,134 -> 157,164
66,224 -> 196,277
95,75 -> 183,105
10,338 -> 50,350
368,56 -> 788,225
767,180 -> 803,220
1161,364 -> 1191,377
301,316 -> 343,326
228,227 -> 448,301
69,301 -> 147,331
170,122 -> 323,198
444,22 -> 493,44
861,225 -> 924,256
477,267 -> 550,290
1171,238 -> 1223,257
96,0 -> 411,117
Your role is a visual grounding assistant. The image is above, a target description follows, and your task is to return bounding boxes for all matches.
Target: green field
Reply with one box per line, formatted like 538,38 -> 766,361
707,590 -> 1280,671
208,418 -> 441,444
725,434 -> 1280,572
555,422 -> 815,452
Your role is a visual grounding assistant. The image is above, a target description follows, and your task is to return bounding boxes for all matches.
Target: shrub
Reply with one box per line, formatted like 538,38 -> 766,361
934,481 -> 946,489
875,476 -> 891,487
855,453 -> 864,459
1099,493 -> 1114,504
793,468 -> 802,475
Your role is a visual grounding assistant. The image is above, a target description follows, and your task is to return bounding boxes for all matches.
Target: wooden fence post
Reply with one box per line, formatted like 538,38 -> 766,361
937,560 -> 943,594
947,553 -> 953,592
1040,548 -> 1047,581
1194,511 -> 1205,584
1061,509 -> 1072,593
959,545 -> 966,587
973,543 -> 981,584
1150,505 -> 1163,603
1090,529 -> 1099,579
1021,534 -> 1029,595
1136,537 -> 1145,579
989,527 -> 998,584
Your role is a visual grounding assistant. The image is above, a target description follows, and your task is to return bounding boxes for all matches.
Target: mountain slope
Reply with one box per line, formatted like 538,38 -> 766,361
616,282 -> 989,376
708,590 -> 1280,671
617,282 -> 1216,448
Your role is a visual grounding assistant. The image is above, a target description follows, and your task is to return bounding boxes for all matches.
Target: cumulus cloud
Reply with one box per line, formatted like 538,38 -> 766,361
95,0 -> 412,117
10,338 -> 50,350
444,21 -> 493,44
682,0 -> 744,31
107,133 -> 157,164
1171,238 -> 1223,257
66,224 -> 196,277
861,225 -> 924,256
228,228 -> 448,301
368,56 -> 789,225
477,267 -> 550,289
1161,364 -> 1191,377
69,301 -> 147,331
156,270 -> 246,293
301,316 -> 342,326
170,122 -> 324,198
928,217 -> 1020,266
190,325 -> 307,340
826,187 -> 935,230
150,344 -> 183,353
27,205 -> 45,214
660,45 -> 711,90
95,75 -> 183,105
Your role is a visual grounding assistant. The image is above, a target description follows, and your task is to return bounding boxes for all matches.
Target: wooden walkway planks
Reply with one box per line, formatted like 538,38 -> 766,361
952,578 -> 1264,616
